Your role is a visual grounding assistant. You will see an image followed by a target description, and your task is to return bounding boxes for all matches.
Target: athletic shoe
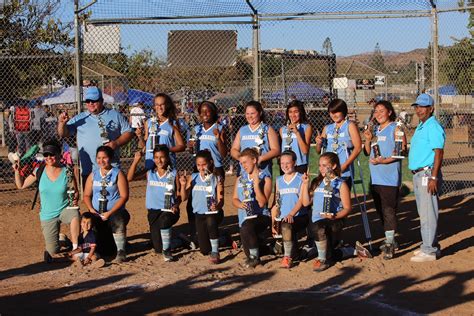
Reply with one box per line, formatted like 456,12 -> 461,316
59,233 -> 72,250
313,259 -> 329,272
410,252 -> 437,262
114,250 -> 127,263
380,240 -> 399,252
44,251 -> 53,264
189,241 -> 197,250
244,255 -> 260,268
90,258 -> 106,268
355,241 -> 373,259
209,252 -> 220,264
280,256 -> 293,269
381,243 -> 395,260
163,250 -> 174,262
414,249 -> 441,258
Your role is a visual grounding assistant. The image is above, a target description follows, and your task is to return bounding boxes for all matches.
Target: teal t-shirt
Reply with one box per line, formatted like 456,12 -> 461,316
38,167 -> 69,221
408,116 -> 445,170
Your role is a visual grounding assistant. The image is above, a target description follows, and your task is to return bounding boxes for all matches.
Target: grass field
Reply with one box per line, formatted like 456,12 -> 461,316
272,146 -> 412,193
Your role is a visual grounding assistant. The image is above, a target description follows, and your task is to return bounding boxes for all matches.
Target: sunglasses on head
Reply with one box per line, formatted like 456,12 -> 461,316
43,152 -> 56,157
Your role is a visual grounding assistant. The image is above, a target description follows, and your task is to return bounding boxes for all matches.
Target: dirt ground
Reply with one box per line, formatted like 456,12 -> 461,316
0,176 -> 473,315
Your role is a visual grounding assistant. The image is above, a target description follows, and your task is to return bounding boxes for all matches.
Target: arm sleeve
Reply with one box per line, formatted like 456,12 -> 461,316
118,112 -> 132,134
429,122 -> 446,150
66,116 -> 78,136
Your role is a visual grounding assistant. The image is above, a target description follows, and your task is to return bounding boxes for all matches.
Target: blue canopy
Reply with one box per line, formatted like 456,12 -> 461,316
268,82 -> 328,102
428,84 -> 458,96
113,89 -> 155,106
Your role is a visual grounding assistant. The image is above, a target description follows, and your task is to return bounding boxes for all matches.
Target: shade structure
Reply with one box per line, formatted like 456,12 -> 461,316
40,86 -> 114,106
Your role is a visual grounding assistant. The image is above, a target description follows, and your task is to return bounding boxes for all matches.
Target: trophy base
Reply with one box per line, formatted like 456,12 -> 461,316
244,215 -> 257,220
66,206 -> 79,211
283,146 -> 291,151
391,155 -> 405,159
205,211 -> 218,215
162,209 -> 174,213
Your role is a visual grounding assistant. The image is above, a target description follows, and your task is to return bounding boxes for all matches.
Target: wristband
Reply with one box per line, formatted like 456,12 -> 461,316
429,176 -> 438,180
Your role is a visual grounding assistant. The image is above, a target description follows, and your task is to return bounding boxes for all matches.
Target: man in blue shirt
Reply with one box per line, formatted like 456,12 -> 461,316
58,87 -> 133,182
408,93 -> 445,262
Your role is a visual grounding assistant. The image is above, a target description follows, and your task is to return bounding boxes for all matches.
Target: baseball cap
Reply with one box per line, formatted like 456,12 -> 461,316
84,87 -> 103,102
41,144 -> 61,156
412,93 -> 434,107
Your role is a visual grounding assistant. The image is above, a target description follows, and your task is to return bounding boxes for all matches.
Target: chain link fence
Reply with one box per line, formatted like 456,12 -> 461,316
1,0 -> 472,205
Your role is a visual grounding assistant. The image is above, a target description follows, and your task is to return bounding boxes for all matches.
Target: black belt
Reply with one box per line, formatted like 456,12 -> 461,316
411,166 -> 430,175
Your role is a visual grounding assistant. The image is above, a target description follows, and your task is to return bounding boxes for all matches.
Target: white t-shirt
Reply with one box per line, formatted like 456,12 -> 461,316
129,107 -> 146,128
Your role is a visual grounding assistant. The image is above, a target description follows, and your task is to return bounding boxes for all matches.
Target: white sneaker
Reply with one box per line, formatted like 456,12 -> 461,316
414,249 -> 441,258
410,252 -> 436,262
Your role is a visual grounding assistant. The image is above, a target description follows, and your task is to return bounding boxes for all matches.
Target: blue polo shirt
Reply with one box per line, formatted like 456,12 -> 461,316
408,116 -> 445,170
67,108 -> 131,175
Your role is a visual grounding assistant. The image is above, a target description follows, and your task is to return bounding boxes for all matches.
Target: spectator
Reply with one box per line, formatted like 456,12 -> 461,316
31,100 -> 47,146
13,101 -> 32,156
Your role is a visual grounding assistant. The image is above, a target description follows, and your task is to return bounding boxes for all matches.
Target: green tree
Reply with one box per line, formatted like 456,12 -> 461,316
440,38 -> 473,95
0,0 -> 73,102
322,37 -> 333,55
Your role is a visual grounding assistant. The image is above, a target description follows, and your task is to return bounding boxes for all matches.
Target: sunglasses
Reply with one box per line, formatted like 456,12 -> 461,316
85,99 -> 99,104
43,152 -> 57,157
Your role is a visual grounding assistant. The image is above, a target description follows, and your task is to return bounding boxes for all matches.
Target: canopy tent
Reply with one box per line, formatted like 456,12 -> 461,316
428,84 -> 458,96
268,82 -> 328,102
113,89 -> 155,106
40,86 -> 114,105
208,87 -> 253,108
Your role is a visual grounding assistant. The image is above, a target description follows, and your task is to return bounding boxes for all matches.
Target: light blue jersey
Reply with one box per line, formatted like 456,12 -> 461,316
191,172 -> 218,214
91,167 -> 122,212
281,123 -> 309,166
195,123 -> 224,168
326,120 -> 354,178
369,122 -> 401,187
276,172 -> 307,218
408,116 -> 445,171
311,177 -> 344,223
146,169 -> 177,210
38,167 -> 68,221
239,123 -> 272,177
237,171 -> 270,226
145,119 -> 176,169
67,108 -> 131,175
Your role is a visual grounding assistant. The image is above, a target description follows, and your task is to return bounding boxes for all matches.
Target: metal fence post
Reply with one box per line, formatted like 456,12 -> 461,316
431,6 -> 439,117
252,13 -> 261,101
74,0 -> 83,115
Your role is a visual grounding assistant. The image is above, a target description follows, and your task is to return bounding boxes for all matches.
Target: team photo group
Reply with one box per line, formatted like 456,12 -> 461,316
12,86 -> 445,271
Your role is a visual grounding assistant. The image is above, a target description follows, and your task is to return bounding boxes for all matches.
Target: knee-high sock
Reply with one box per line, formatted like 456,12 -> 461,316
315,241 -> 327,261
113,233 -> 126,252
161,229 -> 171,251
385,230 -> 395,244
210,239 -> 219,253
283,241 -> 293,257
249,248 -> 259,259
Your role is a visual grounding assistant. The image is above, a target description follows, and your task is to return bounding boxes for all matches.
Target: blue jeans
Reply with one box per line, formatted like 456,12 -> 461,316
413,170 -> 442,255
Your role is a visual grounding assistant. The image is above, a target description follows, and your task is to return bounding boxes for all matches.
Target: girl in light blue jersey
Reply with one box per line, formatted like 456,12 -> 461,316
127,144 -> 182,262
232,148 -> 272,268
302,152 -> 371,272
181,150 -> 224,264
279,100 -> 313,174
363,100 -> 406,260
315,99 -> 362,187
143,93 -> 185,169
270,150 -> 308,269
83,146 -> 130,262
230,101 -> 280,178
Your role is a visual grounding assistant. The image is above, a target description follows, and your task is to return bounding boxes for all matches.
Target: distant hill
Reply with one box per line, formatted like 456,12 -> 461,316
338,48 -> 429,67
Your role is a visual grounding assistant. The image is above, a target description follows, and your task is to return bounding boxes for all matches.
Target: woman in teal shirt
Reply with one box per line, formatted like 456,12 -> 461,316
14,139 -> 80,263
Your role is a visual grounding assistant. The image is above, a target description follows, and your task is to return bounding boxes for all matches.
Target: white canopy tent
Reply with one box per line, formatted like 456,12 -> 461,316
41,86 -> 114,106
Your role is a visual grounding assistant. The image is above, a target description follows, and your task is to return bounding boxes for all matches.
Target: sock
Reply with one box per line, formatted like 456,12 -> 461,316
315,241 -> 327,261
113,233 -> 126,252
385,230 -> 395,244
340,246 -> 355,259
283,241 -> 293,257
161,229 -> 171,251
72,243 -> 78,250
249,248 -> 259,259
210,238 -> 219,253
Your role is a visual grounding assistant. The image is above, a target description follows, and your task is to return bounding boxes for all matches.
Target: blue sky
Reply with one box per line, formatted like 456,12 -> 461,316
59,2 -> 470,57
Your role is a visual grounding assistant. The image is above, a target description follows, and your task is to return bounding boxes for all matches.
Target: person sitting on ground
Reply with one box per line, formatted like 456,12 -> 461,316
67,212 -> 105,268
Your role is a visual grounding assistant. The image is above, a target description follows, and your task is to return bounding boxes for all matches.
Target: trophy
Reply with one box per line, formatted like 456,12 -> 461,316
65,165 -> 79,211
148,115 -> 158,153
204,170 -> 218,215
367,123 -> 381,159
98,175 -> 109,214
188,115 -> 198,156
253,125 -> 265,154
320,168 -> 335,217
240,176 -> 257,219
320,135 -> 328,155
331,126 -> 340,152
391,117 -> 406,159
97,116 -> 109,145
273,191 -> 283,238
284,121 -> 293,151
163,166 -> 175,212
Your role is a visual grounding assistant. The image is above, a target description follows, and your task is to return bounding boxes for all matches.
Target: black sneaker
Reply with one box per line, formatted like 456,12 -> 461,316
44,251 -> 53,264
244,255 -> 260,268
163,250 -> 174,262
382,243 -> 395,260
114,250 -> 127,263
